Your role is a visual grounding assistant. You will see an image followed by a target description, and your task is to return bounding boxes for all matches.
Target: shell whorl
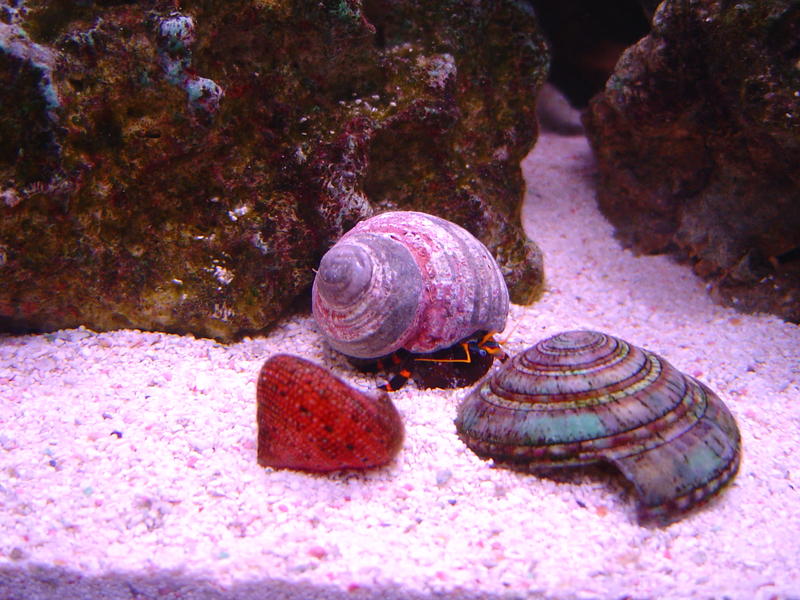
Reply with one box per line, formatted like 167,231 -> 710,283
455,330 -> 741,523
312,211 -> 509,358
313,233 -> 424,358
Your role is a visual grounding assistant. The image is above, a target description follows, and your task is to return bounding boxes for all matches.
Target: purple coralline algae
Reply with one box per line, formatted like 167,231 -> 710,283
155,13 -> 223,117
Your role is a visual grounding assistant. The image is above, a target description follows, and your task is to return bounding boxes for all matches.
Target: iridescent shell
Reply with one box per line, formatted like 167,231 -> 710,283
312,211 -> 509,359
256,354 -> 404,472
455,330 -> 741,524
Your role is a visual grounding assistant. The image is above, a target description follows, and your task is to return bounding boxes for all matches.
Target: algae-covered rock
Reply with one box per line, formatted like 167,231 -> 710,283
0,0 -> 547,341
584,0 -> 800,322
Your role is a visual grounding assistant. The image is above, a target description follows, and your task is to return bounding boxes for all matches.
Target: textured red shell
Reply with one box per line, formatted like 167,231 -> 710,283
256,354 -> 404,472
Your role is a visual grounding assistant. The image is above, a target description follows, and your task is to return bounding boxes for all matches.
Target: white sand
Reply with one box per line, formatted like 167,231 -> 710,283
1,133 -> 799,600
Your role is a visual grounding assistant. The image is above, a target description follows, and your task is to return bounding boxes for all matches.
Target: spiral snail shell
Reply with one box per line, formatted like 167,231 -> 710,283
312,211 -> 509,359
256,354 -> 404,472
455,330 -> 741,524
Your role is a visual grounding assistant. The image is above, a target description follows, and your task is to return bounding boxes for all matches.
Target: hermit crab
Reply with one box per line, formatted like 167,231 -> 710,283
312,211 -> 510,389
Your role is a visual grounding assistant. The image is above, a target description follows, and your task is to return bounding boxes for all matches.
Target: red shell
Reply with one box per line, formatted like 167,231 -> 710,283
256,354 -> 404,472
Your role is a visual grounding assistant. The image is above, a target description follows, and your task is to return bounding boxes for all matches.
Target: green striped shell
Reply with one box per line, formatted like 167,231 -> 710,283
454,330 -> 741,524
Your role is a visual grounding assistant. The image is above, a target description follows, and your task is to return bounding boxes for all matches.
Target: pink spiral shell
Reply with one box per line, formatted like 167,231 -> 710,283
312,211 -> 509,359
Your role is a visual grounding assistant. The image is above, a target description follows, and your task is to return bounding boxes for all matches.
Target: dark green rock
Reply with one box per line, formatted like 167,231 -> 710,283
584,0 -> 800,322
0,0 -> 547,341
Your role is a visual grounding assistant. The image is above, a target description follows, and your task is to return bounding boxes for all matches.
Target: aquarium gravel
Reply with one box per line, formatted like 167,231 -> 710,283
1,134 -> 798,600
